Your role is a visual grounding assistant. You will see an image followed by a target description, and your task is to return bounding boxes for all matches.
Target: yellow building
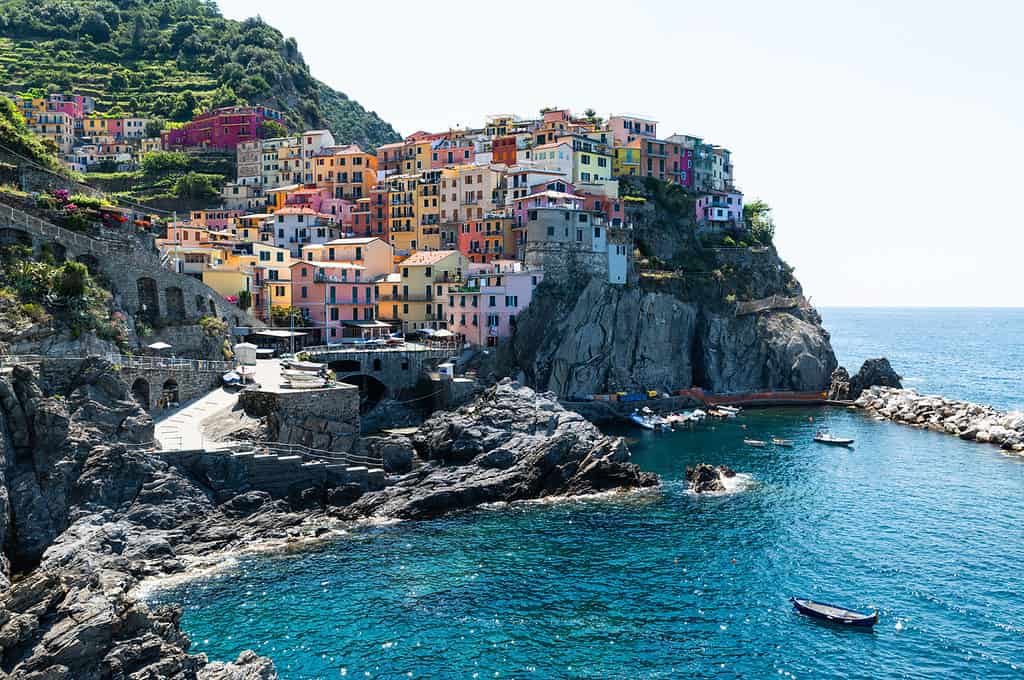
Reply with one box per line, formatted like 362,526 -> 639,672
379,250 -> 468,332
202,267 -> 253,300
416,169 -> 442,250
439,164 -> 501,225
386,174 -> 417,254
230,213 -> 273,243
314,144 -> 379,201
613,142 -> 642,177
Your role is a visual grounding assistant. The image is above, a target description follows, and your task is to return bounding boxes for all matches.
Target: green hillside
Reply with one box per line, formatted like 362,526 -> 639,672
0,0 -> 400,149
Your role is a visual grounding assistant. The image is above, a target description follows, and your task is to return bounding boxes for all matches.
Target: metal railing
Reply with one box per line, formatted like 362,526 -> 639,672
0,353 -> 233,372
224,440 -> 383,468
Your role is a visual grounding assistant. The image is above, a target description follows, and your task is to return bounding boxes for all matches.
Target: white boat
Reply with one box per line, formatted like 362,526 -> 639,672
771,437 -> 795,448
717,405 -> 742,415
744,438 -> 769,447
630,411 -> 657,430
814,430 -> 855,446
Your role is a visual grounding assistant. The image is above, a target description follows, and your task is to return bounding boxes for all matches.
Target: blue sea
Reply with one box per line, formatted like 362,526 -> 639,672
151,308 -> 1024,678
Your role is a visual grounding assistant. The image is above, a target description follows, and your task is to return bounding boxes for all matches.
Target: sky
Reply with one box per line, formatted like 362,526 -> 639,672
217,0 -> 1024,307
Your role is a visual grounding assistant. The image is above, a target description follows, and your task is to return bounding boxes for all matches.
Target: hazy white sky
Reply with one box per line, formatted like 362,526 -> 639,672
219,0 -> 1023,307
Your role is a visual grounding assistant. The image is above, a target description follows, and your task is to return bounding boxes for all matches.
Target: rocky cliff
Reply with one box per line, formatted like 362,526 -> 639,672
507,253 -> 836,399
0,363 -> 653,678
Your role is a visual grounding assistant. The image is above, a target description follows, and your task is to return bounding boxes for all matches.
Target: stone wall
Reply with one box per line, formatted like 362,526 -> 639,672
240,384 -> 361,452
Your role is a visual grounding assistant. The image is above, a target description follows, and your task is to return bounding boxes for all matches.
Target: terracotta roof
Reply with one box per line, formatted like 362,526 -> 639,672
400,250 -> 460,266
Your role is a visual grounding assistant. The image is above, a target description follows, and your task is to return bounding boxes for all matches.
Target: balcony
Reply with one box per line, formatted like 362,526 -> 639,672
377,293 -> 433,302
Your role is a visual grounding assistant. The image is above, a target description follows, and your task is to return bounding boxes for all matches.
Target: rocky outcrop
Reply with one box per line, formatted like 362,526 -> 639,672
828,358 -> 903,401
854,386 -> 1024,453
341,380 -> 658,520
510,277 -> 836,399
685,463 -> 736,493
0,366 -> 656,678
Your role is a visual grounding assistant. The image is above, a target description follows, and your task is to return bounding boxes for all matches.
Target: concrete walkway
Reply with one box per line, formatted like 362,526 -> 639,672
153,386 -> 238,451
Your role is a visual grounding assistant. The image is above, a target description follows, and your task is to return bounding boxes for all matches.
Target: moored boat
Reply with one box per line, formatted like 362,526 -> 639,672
743,438 -> 768,447
771,437 -> 794,447
790,597 -> 878,627
814,430 -> 855,446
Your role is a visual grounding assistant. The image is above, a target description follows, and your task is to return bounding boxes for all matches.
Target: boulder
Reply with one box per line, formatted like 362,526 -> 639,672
685,463 -> 736,493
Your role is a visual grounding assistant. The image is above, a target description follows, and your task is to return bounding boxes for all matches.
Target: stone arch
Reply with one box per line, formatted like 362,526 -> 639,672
130,378 -> 150,411
40,241 -> 66,262
0,227 -> 32,248
76,253 -> 100,273
165,287 -> 186,321
161,378 -> 179,407
137,277 -> 160,321
339,374 -> 388,413
330,359 -> 362,374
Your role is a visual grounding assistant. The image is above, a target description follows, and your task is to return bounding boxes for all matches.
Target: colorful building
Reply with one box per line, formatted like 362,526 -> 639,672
378,250 -> 468,333
162,106 -> 283,150
290,261 -> 378,344
443,260 -> 543,347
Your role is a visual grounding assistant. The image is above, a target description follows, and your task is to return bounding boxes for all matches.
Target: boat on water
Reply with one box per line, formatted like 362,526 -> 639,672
771,437 -> 795,447
743,438 -> 768,447
790,598 -> 878,627
629,411 -> 662,430
716,405 -> 742,415
814,430 -> 855,446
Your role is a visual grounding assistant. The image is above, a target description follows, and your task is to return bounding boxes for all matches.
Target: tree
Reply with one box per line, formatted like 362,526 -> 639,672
261,119 -> 287,139
80,12 -> 111,43
270,305 -> 304,327
743,199 -> 776,244
236,289 -> 252,310
144,118 -> 164,138
170,91 -> 197,121
174,172 -> 218,200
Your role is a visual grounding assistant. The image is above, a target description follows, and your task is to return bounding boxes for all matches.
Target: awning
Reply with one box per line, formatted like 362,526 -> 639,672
254,330 -> 308,338
147,341 -> 173,350
342,320 -> 394,329
432,329 -> 454,338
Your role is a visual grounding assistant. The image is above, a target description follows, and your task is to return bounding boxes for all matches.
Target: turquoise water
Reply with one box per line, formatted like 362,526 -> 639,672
152,309 -> 1024,678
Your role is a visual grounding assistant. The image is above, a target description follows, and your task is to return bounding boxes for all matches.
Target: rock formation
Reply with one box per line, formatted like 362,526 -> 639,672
0,365 -> 656,678
854,386 -> 1024,453
828,358 -> 902,401
509,276 -> 836,399
685,463 -> 737,493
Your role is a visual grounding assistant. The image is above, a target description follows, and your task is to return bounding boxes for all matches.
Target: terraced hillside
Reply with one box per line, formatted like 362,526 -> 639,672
0,0 -> 400,149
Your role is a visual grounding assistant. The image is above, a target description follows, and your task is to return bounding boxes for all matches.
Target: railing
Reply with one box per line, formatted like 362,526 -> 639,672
0,203 -> 133,257
0,354 -> 233,372
224,440 -> 383,468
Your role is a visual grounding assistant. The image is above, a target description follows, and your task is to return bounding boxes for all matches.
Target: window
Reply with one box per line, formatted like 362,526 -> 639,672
576,229 -> 583,242
505,295 -> 518,307
594,227 -> 602,239
489,295 -> 496,307
301,286 -> 308,298
276,252 -> 284,262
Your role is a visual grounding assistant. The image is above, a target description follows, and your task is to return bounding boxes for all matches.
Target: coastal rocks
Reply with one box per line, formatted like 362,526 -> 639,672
685,463 -> 737,493
854,386 -> 1024,453
342,380 -> 657,520
199,650 -> 278,679
829,358 -> 902,401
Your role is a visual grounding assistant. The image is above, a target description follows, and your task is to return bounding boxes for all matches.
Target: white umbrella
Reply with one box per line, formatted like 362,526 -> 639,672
147,341 -> 173,350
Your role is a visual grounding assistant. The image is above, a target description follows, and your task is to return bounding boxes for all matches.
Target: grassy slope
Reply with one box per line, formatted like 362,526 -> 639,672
0,0 -> 400,149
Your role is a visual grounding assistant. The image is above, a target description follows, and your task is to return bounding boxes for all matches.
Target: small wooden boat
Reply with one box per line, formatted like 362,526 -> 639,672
771,437 -> 794,447
814,430 -> 855,446
790,597 -> 878,627
743,438 -> 768,447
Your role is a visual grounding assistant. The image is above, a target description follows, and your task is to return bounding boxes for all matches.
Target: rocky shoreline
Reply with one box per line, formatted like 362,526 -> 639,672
0,365 -> 655,679
853,386 -> 1024,454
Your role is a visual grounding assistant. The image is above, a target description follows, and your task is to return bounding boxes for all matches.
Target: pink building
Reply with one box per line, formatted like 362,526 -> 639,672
430,138 -> 476,168
695,191 -> 744,232
290,261 -> 379,344
45,94 -> 91,119
444,260 -> 543,347
578,191 -> 624,228
162,106 -> 283,150
608,115 -> 658,146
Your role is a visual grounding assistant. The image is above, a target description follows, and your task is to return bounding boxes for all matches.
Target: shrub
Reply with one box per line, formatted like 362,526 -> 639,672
722,235 -> 737,248
20,302 -> 49,323
198,315 -> 227,337
57,261 -> 89,298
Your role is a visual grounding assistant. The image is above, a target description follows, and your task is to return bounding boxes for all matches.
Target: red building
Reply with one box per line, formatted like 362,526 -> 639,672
491,136 -> 517,166
162,106 -> 283,150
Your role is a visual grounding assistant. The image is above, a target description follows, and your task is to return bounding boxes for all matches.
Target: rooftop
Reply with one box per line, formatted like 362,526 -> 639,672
401,250 -> 460,266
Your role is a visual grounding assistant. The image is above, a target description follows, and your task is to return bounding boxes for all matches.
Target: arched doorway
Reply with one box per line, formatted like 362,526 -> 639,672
161,379 -> 179,408
137,277 -> 160,321
165,286 -> 186,321
130,378 -> 150,410
339,374 -> 387,413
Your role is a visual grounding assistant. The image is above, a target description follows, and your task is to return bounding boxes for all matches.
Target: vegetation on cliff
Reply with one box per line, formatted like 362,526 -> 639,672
0,0 -> 400,148
0,97 -> 62,171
